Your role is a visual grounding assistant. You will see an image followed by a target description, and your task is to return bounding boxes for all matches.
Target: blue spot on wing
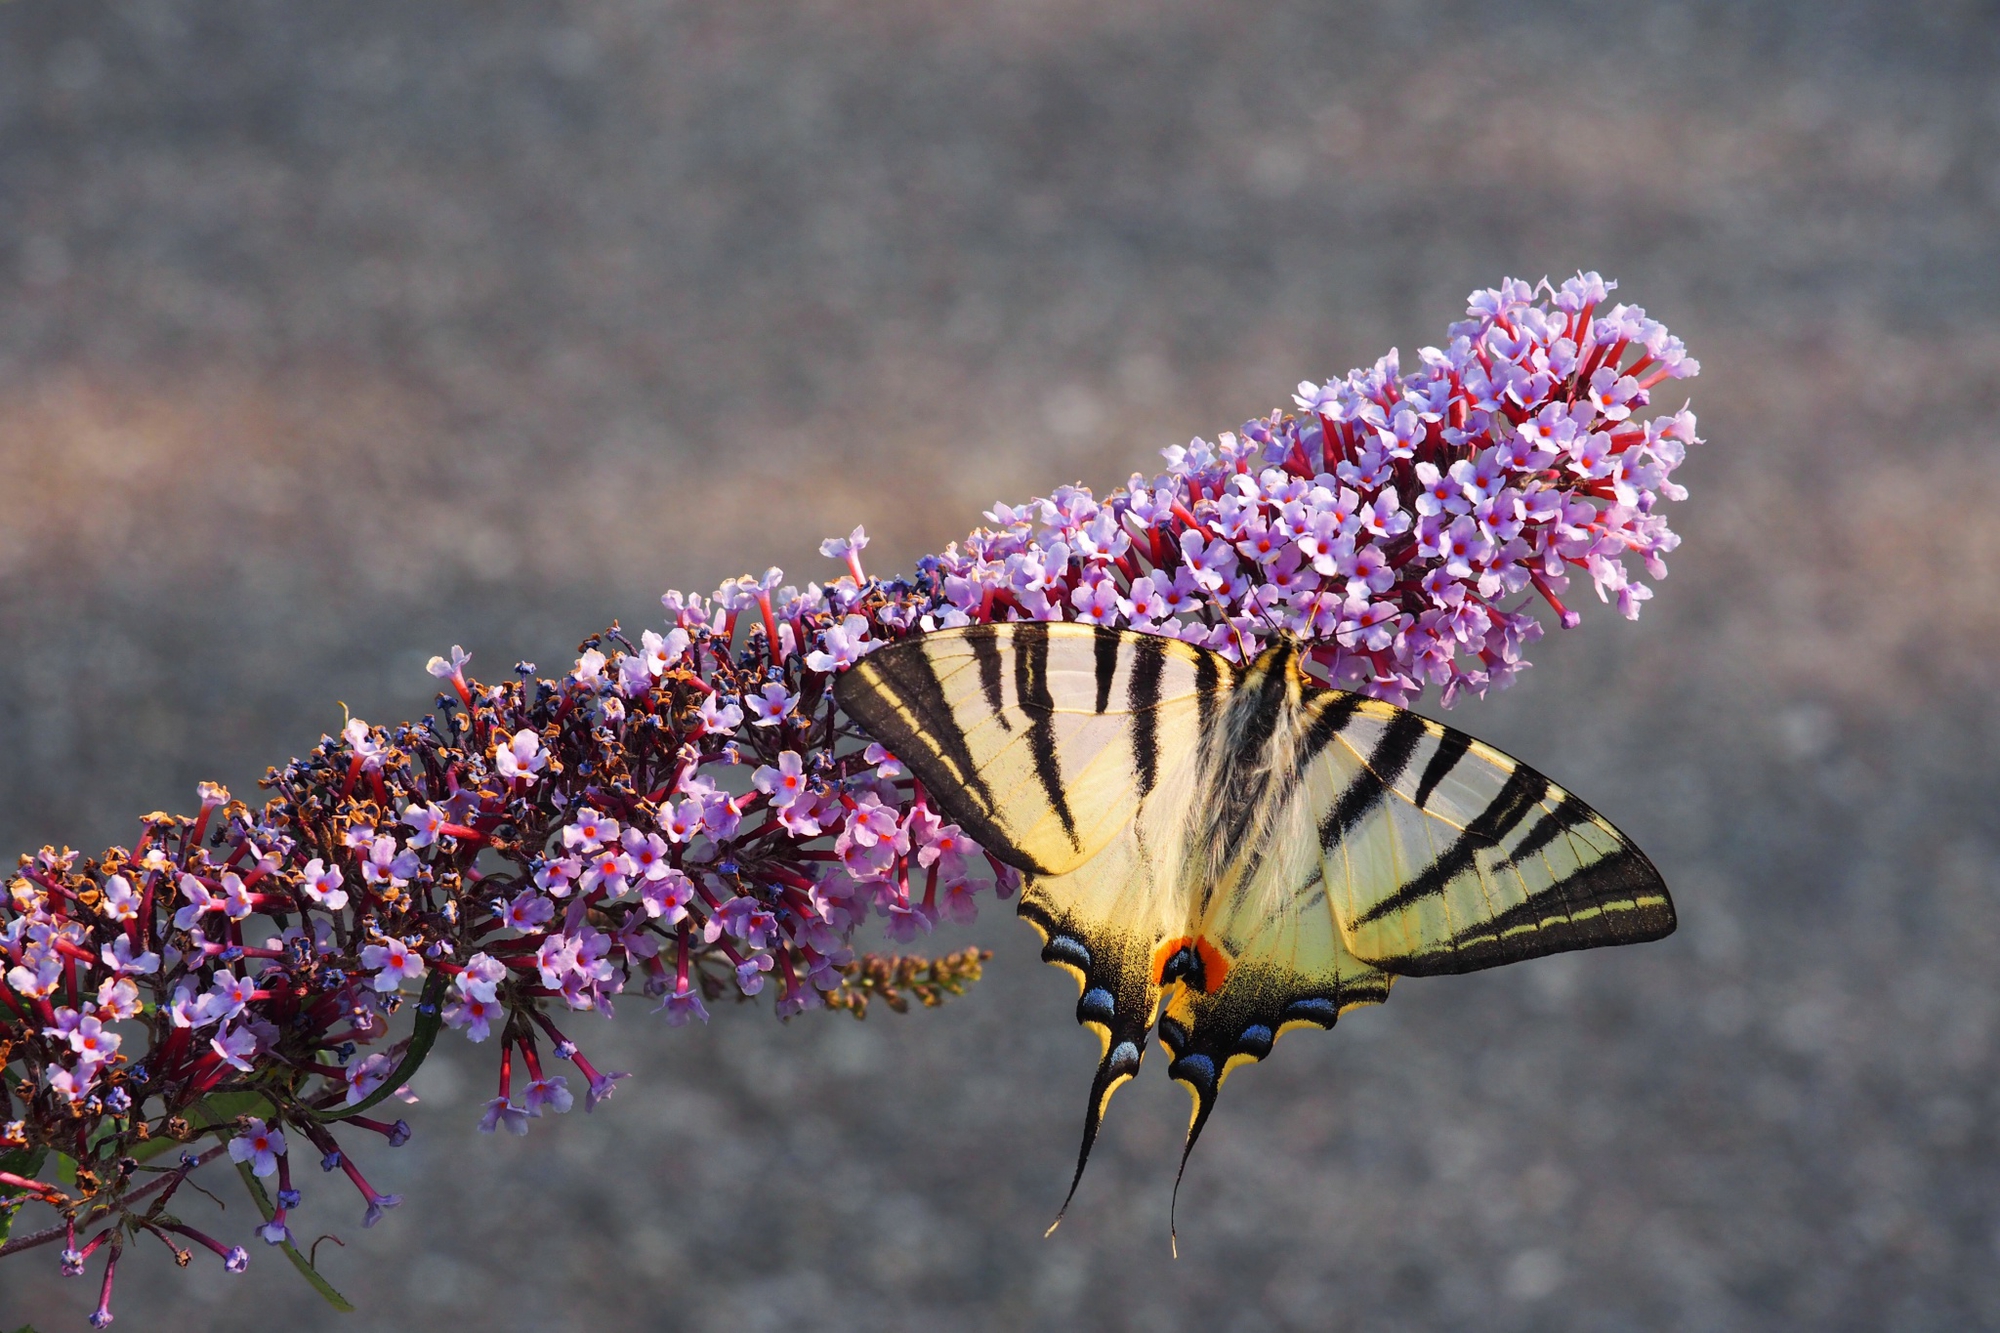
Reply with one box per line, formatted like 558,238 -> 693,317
1169,1052 -> 1217,1090
1236,1024 -> 1274,1058
1282,997 -> 1339,1027
1042,935 -> 1091,970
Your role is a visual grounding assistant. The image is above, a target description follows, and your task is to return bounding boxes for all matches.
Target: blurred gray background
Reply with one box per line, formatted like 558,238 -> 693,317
5,1 -> 2000,1329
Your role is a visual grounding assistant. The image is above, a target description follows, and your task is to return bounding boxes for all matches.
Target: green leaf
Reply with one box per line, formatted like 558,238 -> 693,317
235,1160 -> 355,1313
320,969 -> 447,1122
0,1146 -> 49,1245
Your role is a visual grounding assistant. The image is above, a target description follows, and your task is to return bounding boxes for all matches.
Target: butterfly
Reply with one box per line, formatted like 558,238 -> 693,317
833,621 -> 1674,1235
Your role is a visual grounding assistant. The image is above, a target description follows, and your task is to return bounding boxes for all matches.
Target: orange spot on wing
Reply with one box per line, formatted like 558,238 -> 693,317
1151,935 -> 1231,995
1193,937 -> 1230,992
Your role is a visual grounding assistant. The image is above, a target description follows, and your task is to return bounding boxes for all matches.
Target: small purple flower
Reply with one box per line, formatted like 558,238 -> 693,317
752,751 -> 809,809
1069,573 -> 1123,625
634,629 -> 682,682
500,889 -> 553,933
172,874 -> 219,931
342,718 -> 387,772
209,1024 -> 260,1073
561,807 -> 618,854
734,954 -> 774,995
359,836 -> 421,889
344,1052 -> 396,1106
696,692 -> 744,734
443,987 -> 503,1043
479,1097 -> 530,1136
495,727 -> 546,784
640,868 -> 694,925
820,524 -> 871,584
401,802 -> 447,848
582,1067 -> 631,1111
525,1076 -> 573,1116
94,976 -> 142,1021
300,857 -> 348,910
1178,529 -> 1238,592
883,902 -> 935,942
425,643 -> 471,685
360,937 -> 425,993
745,682 -> 799,727
804,614 -> 876,673
98,935 -> 158,977
657,983 -> 707,1027
98,873 -> 139,922
226,1119 -> 287,1178
533,855 -> 583,897
579,847 -> 635,898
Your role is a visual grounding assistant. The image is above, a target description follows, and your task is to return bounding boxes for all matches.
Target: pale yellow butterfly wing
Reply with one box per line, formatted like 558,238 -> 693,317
834,621 -> 1217,877
1305,696 -> 1674,976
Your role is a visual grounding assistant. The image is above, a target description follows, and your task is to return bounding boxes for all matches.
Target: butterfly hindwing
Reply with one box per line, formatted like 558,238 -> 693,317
1016,825 -> 1179,1225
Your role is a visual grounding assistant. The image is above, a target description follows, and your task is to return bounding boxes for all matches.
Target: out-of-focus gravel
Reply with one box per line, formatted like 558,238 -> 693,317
5,3 -> 2000,1329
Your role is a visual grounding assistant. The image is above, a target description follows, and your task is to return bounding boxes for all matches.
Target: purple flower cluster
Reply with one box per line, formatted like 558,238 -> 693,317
931,271 -> 1699,705
0,274 -> 1697,1324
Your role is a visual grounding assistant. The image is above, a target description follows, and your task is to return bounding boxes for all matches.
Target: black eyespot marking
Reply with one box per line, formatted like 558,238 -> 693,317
1077,987 -> 1117,1025
1157,944 -> 1207,993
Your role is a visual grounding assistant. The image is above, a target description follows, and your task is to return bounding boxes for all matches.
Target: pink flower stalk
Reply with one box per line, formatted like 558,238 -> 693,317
0,274 -> 1698,1325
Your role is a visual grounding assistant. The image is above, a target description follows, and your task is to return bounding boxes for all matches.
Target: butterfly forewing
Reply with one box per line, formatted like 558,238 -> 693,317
1306,697 -> 1675,976
834,622 -> 1212,877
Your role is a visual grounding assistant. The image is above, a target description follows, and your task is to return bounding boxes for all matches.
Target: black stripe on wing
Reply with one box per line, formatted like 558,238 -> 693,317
1012,623 -> 1083,853
1092,624 -> 1120,714
1412,727 -> 1473,810
1128,632 -> 1168,797
970,629 -> 1013,733
1353,766 -> 1551,927
1385,840 -> 1676,976
1318,711 -> 1427,850
832,639 -> 1052,876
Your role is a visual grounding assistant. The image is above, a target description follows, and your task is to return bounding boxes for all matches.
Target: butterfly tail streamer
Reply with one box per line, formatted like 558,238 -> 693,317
1046,1030 -> 1149,1235
1165,1052 -> 1224,1258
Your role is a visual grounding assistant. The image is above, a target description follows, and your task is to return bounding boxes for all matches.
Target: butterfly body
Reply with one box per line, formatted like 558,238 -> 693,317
834,622 -> 1673,1222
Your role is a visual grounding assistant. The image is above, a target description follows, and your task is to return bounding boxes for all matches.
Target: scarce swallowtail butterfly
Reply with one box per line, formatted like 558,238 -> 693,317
834,622 -> 1674,1239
